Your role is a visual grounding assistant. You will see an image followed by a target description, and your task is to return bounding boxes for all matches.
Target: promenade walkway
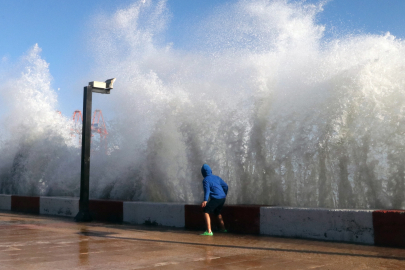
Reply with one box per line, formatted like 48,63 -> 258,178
0,211 -> 404,269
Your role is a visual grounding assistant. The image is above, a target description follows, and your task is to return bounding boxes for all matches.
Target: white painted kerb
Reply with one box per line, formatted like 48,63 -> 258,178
0,195 -> 11,211
124,202 -> 185,227
260,207 -> 374,244
40,197 -> 79,217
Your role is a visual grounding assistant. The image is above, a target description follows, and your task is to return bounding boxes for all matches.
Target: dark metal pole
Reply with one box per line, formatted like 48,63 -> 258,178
75,85 -> 93,222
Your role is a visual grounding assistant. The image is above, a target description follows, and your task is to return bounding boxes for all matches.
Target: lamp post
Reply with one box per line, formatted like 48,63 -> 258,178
75,78 -> 116,222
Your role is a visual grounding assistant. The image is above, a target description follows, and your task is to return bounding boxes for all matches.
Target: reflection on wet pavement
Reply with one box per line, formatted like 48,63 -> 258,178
1,211 -> 405,269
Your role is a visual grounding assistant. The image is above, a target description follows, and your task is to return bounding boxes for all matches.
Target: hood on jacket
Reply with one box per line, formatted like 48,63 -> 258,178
201,164 -> 212,177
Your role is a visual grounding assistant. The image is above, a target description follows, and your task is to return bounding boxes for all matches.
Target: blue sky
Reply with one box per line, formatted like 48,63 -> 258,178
1,0 -> 405,118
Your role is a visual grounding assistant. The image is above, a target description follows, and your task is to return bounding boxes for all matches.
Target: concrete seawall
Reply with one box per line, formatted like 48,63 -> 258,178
0,194 -> 11,211
124,202 -> 185,227
1,194 -> 404,247
260,207 -> 374,245
40,197 -> 79,217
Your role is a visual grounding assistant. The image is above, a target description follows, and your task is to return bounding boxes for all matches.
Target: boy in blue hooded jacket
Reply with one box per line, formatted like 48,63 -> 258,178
200,164 -> 228,236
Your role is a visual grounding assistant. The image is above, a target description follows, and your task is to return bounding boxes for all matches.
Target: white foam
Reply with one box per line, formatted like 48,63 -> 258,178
1,0 -> 405,209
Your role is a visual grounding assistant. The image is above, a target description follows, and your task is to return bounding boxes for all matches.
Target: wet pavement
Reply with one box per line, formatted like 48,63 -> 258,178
1,211 -> 405,269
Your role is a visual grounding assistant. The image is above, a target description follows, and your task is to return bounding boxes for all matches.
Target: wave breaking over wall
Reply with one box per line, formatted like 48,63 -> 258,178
1,0 -> 405,209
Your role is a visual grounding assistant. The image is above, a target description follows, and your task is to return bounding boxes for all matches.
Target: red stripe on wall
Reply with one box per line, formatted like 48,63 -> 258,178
373,210 -> 405,247
185,204 -> 261,234
185,205 -> 206,230
11,195 -> 40,214
222,205 -> 261,234
89,199 -> 123,223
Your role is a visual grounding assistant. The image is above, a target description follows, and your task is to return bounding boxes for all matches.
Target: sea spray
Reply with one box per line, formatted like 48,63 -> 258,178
0,45 -> 80,196
2,0 -> 405,209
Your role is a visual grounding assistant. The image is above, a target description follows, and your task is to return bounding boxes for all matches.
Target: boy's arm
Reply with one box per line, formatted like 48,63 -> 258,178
203,179 -> 210,201
220,178 -> 228,195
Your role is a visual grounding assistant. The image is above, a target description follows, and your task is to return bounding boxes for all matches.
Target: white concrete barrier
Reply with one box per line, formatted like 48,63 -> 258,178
260,207 -> 374,244
40,197 -> 79,217
124,202 -> 185,227
0,195 -> 11,211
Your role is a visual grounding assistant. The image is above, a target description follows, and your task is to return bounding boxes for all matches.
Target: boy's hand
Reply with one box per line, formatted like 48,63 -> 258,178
201,201 -> 207,208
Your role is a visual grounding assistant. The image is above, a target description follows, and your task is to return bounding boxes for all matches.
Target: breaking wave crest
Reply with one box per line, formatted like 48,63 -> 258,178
2,0 -> 405,209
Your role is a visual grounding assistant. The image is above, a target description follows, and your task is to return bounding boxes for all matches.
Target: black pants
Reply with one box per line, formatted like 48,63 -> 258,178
203,198 -> 226,215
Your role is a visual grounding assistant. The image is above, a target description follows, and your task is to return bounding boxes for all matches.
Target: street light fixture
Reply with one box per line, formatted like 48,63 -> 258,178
75,78 -> 116,222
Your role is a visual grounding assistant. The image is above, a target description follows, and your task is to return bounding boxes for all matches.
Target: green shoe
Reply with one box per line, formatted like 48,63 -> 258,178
200,231 -> 213,236
220,229 -> 228,233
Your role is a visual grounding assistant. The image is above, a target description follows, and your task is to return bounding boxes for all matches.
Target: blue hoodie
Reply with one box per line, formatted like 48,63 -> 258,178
201,164 -> 228,201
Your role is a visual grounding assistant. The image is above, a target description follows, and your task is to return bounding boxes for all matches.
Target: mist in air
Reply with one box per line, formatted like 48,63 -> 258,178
1,0 -> 405,209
